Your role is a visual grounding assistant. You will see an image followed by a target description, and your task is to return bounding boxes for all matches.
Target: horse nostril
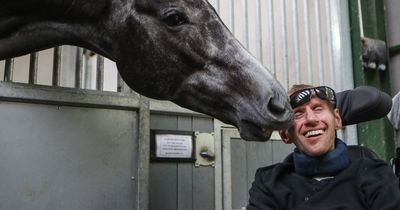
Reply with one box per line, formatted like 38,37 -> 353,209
268,96 -> 286,114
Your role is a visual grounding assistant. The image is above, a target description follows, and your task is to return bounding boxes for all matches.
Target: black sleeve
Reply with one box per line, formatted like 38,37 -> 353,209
336,86 -> 392,126
359,159 -> 400,210
247,169 -> 279,210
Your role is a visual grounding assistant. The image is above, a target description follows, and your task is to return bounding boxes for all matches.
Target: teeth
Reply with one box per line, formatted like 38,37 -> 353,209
305,130 -> 323,137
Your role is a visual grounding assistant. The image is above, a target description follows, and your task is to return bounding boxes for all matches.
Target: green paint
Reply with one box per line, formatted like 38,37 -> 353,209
349,0 -> 395,161
390,45 -> 400,57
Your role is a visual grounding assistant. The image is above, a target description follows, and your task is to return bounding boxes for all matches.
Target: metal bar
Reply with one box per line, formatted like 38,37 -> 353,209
279,0 -> 288,88
137,95 -> 150,210
242,0 -> 249,49
75,47 -> 84,89
340,0 -> 355,89
291,0 -> 300,84
228,0 -> 234,32
0,81 -> 203,116
83,50 -> 94,89
255,0 -> 262,60
357,0 -> 365,37
303,0 -> 313,84
52,47 -> 62,86
0,82 -> 140,111
325,1 -> 335,87
314,0 -> 324,86
29,52 -> 38,84
267,0 -> 276,76
96,55 -> 104,91
4,58 -> 14,82
348,0 -> 364,82
222,129 -> 234,210
330,0 -> 355,90
333,0 -> 357,145
214,119 -> 224,210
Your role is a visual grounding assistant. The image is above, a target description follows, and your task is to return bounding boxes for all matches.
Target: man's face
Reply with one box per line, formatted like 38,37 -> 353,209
282,96 -> 342,157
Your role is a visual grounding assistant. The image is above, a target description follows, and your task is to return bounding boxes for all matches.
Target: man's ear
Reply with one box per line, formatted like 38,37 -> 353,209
334,108 -> 343,130
279,130 -> 292,144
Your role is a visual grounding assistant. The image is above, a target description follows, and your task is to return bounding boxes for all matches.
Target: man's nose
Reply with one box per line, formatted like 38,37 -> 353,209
304,108 -> 319,123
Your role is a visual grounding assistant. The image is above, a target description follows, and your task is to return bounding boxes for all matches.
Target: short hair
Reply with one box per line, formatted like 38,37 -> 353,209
288,84 -> 315,96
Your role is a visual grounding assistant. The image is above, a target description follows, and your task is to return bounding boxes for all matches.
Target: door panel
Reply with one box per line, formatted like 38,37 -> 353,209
0,102 -> 138,210
222,128 -> 295,210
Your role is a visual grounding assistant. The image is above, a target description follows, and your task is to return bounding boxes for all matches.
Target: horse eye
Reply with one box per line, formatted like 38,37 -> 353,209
162,13 -> 188,27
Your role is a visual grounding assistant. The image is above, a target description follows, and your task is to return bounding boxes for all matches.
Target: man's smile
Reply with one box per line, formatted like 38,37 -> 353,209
304,129 -> 324,138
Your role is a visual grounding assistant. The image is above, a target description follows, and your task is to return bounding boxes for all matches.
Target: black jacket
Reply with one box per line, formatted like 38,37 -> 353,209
247,146 -> 400,210
337,86 -> 392,126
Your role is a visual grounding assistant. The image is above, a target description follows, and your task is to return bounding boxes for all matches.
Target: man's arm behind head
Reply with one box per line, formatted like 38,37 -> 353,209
337,86 -> 392,126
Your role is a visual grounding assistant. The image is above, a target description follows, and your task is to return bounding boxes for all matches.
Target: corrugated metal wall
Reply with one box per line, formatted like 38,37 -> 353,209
210,0 -> 354,89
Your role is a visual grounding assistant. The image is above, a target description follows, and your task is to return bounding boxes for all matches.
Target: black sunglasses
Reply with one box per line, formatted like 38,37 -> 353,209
289,86 -> 336,109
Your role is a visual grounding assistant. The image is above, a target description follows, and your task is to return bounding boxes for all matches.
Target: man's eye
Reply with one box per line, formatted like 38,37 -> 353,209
294,112 -> 304,119
313,106 -> 323,112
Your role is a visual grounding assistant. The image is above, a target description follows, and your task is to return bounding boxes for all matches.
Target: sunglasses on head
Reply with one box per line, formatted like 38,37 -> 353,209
289,86 -> 336,109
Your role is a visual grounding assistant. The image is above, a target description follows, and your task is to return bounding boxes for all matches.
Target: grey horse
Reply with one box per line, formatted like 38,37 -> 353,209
0,0 -> 293,141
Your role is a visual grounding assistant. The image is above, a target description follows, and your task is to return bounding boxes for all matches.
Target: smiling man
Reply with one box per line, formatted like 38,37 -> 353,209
247,84 -> 400,210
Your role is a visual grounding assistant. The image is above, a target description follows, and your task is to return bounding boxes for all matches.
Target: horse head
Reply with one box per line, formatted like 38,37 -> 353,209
0,0 -> 293,141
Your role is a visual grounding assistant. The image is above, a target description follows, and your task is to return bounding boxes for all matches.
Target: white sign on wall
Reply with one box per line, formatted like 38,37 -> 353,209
155,134 -> 193,158
150,130 -> 195,162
